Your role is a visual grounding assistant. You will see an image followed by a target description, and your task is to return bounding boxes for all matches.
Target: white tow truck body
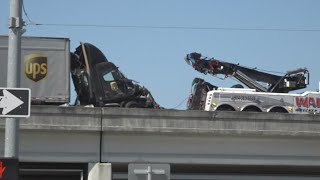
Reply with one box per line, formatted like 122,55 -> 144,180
204,88 -> 320,114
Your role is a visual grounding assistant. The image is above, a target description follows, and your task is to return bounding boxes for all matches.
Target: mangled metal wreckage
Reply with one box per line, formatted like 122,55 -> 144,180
71,42 -> 160,108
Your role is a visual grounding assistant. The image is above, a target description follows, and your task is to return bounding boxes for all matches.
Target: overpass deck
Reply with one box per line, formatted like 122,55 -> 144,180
1,106 -> 320,178
9,105 -> 320,136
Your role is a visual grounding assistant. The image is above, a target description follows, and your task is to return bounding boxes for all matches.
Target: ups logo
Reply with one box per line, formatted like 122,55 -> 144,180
24,54 -> 47,82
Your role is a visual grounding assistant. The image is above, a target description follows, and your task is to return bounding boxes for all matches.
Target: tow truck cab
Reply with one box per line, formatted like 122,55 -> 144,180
187,78 -> 218,110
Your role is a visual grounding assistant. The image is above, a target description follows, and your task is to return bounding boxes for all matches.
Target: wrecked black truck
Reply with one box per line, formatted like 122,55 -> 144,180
0,36 -> 160,108
71,42 -> 160,108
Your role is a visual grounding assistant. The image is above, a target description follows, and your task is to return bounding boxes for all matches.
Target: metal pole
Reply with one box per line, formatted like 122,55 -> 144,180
5,0 -> 23,158
147,166 -> 152,180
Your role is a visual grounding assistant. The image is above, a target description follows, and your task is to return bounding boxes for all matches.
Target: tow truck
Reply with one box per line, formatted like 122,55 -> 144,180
185,52 -> 320,114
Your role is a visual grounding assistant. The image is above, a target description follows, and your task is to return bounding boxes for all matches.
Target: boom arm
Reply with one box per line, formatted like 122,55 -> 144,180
185,52 -> 309,93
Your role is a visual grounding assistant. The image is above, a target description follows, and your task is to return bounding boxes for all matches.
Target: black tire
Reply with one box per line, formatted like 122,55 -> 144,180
125,101 -> 140,108
216,105 -> 236,111
120,101 -> 127,107
269,107 -> 288,113
242,106 -> 262,112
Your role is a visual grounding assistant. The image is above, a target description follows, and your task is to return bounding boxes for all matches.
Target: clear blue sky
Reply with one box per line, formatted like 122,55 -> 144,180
1,0 -> 320,109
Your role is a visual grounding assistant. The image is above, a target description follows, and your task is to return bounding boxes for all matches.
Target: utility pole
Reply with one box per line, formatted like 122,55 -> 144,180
5,0 -> 23,158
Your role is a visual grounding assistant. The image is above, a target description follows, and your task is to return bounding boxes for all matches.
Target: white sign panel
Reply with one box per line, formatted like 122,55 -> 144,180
129,164 -> 170,180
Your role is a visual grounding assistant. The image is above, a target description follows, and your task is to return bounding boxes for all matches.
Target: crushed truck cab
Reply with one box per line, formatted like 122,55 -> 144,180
71,42 -> 160,108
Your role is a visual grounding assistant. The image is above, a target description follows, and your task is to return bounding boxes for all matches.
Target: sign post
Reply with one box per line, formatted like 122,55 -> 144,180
5,0 -> 24,160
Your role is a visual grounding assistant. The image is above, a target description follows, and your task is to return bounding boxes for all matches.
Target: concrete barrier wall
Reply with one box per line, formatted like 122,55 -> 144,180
1,106 -> 319,136
101,107 -> 320,136
0,106 -> 320,165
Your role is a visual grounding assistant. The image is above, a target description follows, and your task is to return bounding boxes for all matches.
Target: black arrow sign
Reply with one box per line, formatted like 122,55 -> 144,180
0,88 -> 30,118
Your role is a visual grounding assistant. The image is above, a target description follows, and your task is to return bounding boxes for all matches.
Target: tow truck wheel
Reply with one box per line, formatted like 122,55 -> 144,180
216,105 -> 235,111
242,106 -> 262,112
269,107 -> 288,113
125,101 -> 140,108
